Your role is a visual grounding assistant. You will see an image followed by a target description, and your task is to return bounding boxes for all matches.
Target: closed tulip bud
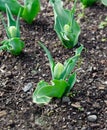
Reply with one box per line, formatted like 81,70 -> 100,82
64,24 -> 70,33
54,62 -> 64,79
8,26 -> 17,38
62,24 -> 72,41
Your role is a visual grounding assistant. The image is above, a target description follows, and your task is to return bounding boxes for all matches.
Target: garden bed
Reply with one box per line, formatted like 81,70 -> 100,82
0,0 -> 107,130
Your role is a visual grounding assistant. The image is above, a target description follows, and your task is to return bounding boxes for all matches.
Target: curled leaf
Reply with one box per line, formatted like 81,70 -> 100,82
7,38 -> 24,55
33,79 -> 68,104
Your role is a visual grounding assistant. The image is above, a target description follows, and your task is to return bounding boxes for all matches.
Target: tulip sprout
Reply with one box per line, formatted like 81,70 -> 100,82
0,4 -> 24,55
50,0 -> 80,48
33,42 -> 83,104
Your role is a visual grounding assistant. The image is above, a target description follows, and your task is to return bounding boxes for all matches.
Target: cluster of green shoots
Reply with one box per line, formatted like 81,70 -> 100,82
32,0 -> 84,105
0,0 -> 85,105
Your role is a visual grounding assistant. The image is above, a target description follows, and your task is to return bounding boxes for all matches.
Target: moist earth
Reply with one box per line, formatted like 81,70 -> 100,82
0,1 -> 107,130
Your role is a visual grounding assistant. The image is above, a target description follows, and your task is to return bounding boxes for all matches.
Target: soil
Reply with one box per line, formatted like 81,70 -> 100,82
0,1 -> 107,130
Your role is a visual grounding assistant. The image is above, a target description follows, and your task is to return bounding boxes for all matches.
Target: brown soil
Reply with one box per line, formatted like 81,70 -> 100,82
0,1 -> 107,130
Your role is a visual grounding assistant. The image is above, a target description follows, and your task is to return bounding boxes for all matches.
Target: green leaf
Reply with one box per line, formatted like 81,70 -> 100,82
101,0 -> 107,6
39,42 -> 55,79
60,45 -> 83,79
7,38 -> 25,55
5,4 -> 16,27
0,0 -> 23,15
22,0 -> 40,24
33,95 -> 52,105
50,0 -> 70,25
81,0 -> 97,7
50,0 -> 80,48
60,55 -> 78,80
0,37 -> 24,55
0,44 -> 7,51
66,72 -> 76,94
75,44 -> 84,55
5,4 -> 21,38
33,80 -> 51,104
33,80 -> 49,95
33,79 -> 68,104
38,79 -> 68,98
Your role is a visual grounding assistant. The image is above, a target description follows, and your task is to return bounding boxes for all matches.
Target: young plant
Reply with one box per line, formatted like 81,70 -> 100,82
49,0 -> 80,48
80,0 -> 97,7
0,0 -> 40,24
0,5 -> 24,55
33,42 -> 84,105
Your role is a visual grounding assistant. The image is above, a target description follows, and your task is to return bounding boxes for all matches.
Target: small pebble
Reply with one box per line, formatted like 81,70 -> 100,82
87,115 -> 97,122
23,82 -> 33,92
62,96 -> 70,103
68,124 -> 74,130
81,127 -> 87,130
86,112 -> 91,115
104,81 -> 107,84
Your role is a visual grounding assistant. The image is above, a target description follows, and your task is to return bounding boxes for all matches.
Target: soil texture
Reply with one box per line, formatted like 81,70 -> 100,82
0,1 -> 107,130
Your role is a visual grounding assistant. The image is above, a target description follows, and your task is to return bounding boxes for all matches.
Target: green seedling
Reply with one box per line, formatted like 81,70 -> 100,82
80,0 -> 97,7
0,5 -> 24,55
0,0 -> 40,24
49,0 -> 80,48
33,42 -> 83,105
